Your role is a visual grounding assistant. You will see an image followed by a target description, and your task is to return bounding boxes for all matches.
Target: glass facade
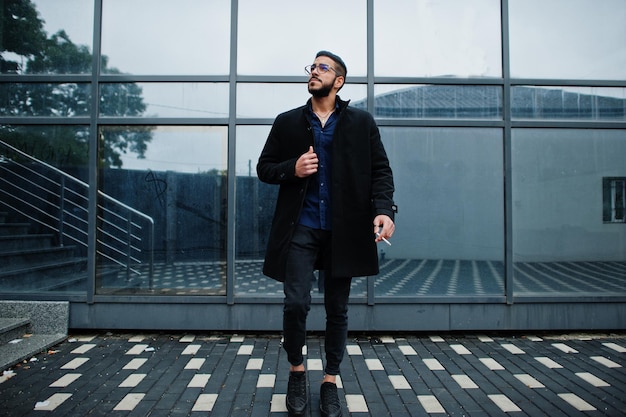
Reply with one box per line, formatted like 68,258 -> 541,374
0,0 -> 624,329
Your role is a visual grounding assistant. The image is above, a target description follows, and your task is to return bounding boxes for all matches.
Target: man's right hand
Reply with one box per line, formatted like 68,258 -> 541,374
295,146 -> 318,178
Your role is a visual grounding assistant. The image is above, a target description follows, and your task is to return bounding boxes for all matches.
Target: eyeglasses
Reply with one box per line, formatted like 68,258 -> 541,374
305,63 -> 342,76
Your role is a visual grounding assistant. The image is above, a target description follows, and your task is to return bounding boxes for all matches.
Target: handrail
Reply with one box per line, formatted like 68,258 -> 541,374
0,139 -> 154,289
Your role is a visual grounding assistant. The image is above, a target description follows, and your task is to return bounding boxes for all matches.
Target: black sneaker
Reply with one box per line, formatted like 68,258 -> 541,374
286,371 -> 307,415
320,381 -> 342,417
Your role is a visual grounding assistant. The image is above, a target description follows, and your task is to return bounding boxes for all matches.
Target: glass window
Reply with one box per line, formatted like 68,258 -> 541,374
0,83 -> 91,117
101,0 -> 230,75
234,125 -> 279,296
512,87 -> 626,121
1,0 -> 94,74
509,0 -> 626,80
375,127 -> 505,298
512,129 -> 626,297
0,125 -> 90,294
238,0 -> 366,76
372,85 -> 502,119
237,83 -> 367,119
100,83 -> 229,118
97,126 -> 228,295
374,0 -> 502,77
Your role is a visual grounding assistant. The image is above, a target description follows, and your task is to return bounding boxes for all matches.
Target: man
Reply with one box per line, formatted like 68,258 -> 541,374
257,51 -> 396,417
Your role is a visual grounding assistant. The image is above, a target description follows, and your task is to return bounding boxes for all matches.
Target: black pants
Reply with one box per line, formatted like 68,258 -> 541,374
283,225 -> 352,376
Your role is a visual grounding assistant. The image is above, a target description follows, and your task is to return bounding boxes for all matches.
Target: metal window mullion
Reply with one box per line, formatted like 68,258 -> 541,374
226,0 -> 239,305
86,0 -> 104,304
502,0 -> 514,304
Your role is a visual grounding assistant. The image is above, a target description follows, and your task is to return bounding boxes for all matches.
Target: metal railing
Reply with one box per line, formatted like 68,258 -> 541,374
0,139 -> 154,288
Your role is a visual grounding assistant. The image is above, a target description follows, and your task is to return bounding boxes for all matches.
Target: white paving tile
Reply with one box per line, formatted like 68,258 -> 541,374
603,342 -> 626,353
230,335 -> 245,343
71,343 -> 96,354
123,358 -> 148,370
307,358 -> 323,370
238,345 -> 254,355
114,393 -> 145,411
49,373 -> 81,388
558,393 -> 596,411
380,336 -> 395,343
61,357 -> 89,370
126,344 -> 149,355
429,336 -> 445,342
423,358 -> 445,371
552,343 -> 578,354
192,393 -> 218,412
488,394 -> 521,412
590,356 -> 622,368
575,372 -> 610,387
479,357 -> 504,370
185,358 -> 206,370
346,344 -> 362,355
525,335 -> 543,342
417,395 -> 446,413
399,345 -> 417,355
389,375 -> 411,389
246,358 -> 263,370
181,344 -> 201,355
477,335 -> 494,342
501,343 -> 525,354
187,374 -> 211,388
346,394 -> 368,413
514,374 -> 545,388
180,334 -> 196,343
73,335 -> 97,342
450,344 -> 472,355
128,335 -> 144,342
270,394 -> 288,412
34,393 -> 72,411
365,358 -> 384,371
257,374 -> 276,388
534,356 -> 563,369
452,374 -> 478,389
119,373 -> 146,388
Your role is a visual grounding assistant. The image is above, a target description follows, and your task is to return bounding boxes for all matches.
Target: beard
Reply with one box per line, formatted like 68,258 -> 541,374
308,77 -> 334,98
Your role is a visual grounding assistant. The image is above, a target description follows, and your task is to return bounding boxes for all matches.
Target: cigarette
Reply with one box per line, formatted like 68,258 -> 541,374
376,233 -> 392,246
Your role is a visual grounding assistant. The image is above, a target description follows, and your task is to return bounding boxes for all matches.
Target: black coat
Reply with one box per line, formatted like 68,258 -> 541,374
257,97 -> 396,282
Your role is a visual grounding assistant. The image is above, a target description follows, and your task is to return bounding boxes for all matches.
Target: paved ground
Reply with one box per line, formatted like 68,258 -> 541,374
1,331 -> 625,416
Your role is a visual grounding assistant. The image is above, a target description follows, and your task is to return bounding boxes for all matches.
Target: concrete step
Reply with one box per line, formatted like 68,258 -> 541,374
0,246 -> 78,269
0,332 -> 67,372
0,301 -> 69,372
0,234 -> 54,251
0,317 -> 31,345
0,223 -> 30,236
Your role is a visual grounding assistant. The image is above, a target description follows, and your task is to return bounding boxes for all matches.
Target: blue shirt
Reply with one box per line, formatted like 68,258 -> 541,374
298,106 -> 337,231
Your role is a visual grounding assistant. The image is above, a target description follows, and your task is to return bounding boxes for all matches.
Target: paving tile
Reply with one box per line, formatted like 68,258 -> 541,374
1,332 -> 625,417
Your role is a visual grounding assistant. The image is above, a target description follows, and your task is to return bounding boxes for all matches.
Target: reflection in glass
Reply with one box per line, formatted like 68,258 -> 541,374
509,0 -> 626,80
238,0 -> 366,76
375,127 -> 505,297
97,126 -> 228,295
371,85 -> 502,119
512,129 -> 626,297
100,83 -> 229,118
235,126 -> 278,296
374,0 -> 502,77
237,83 -> 367,119
0,84 -> 91,117
101,0 -> 230,75
512,87 -> 626,121
1,0 -> 94,74
0,125 -> 90,294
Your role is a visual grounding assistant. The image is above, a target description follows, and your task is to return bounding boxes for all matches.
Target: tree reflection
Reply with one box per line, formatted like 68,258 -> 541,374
0,0 -> 153,169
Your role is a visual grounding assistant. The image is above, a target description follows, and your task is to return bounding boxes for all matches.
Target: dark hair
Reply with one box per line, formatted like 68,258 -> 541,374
316,50 -> 347,77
